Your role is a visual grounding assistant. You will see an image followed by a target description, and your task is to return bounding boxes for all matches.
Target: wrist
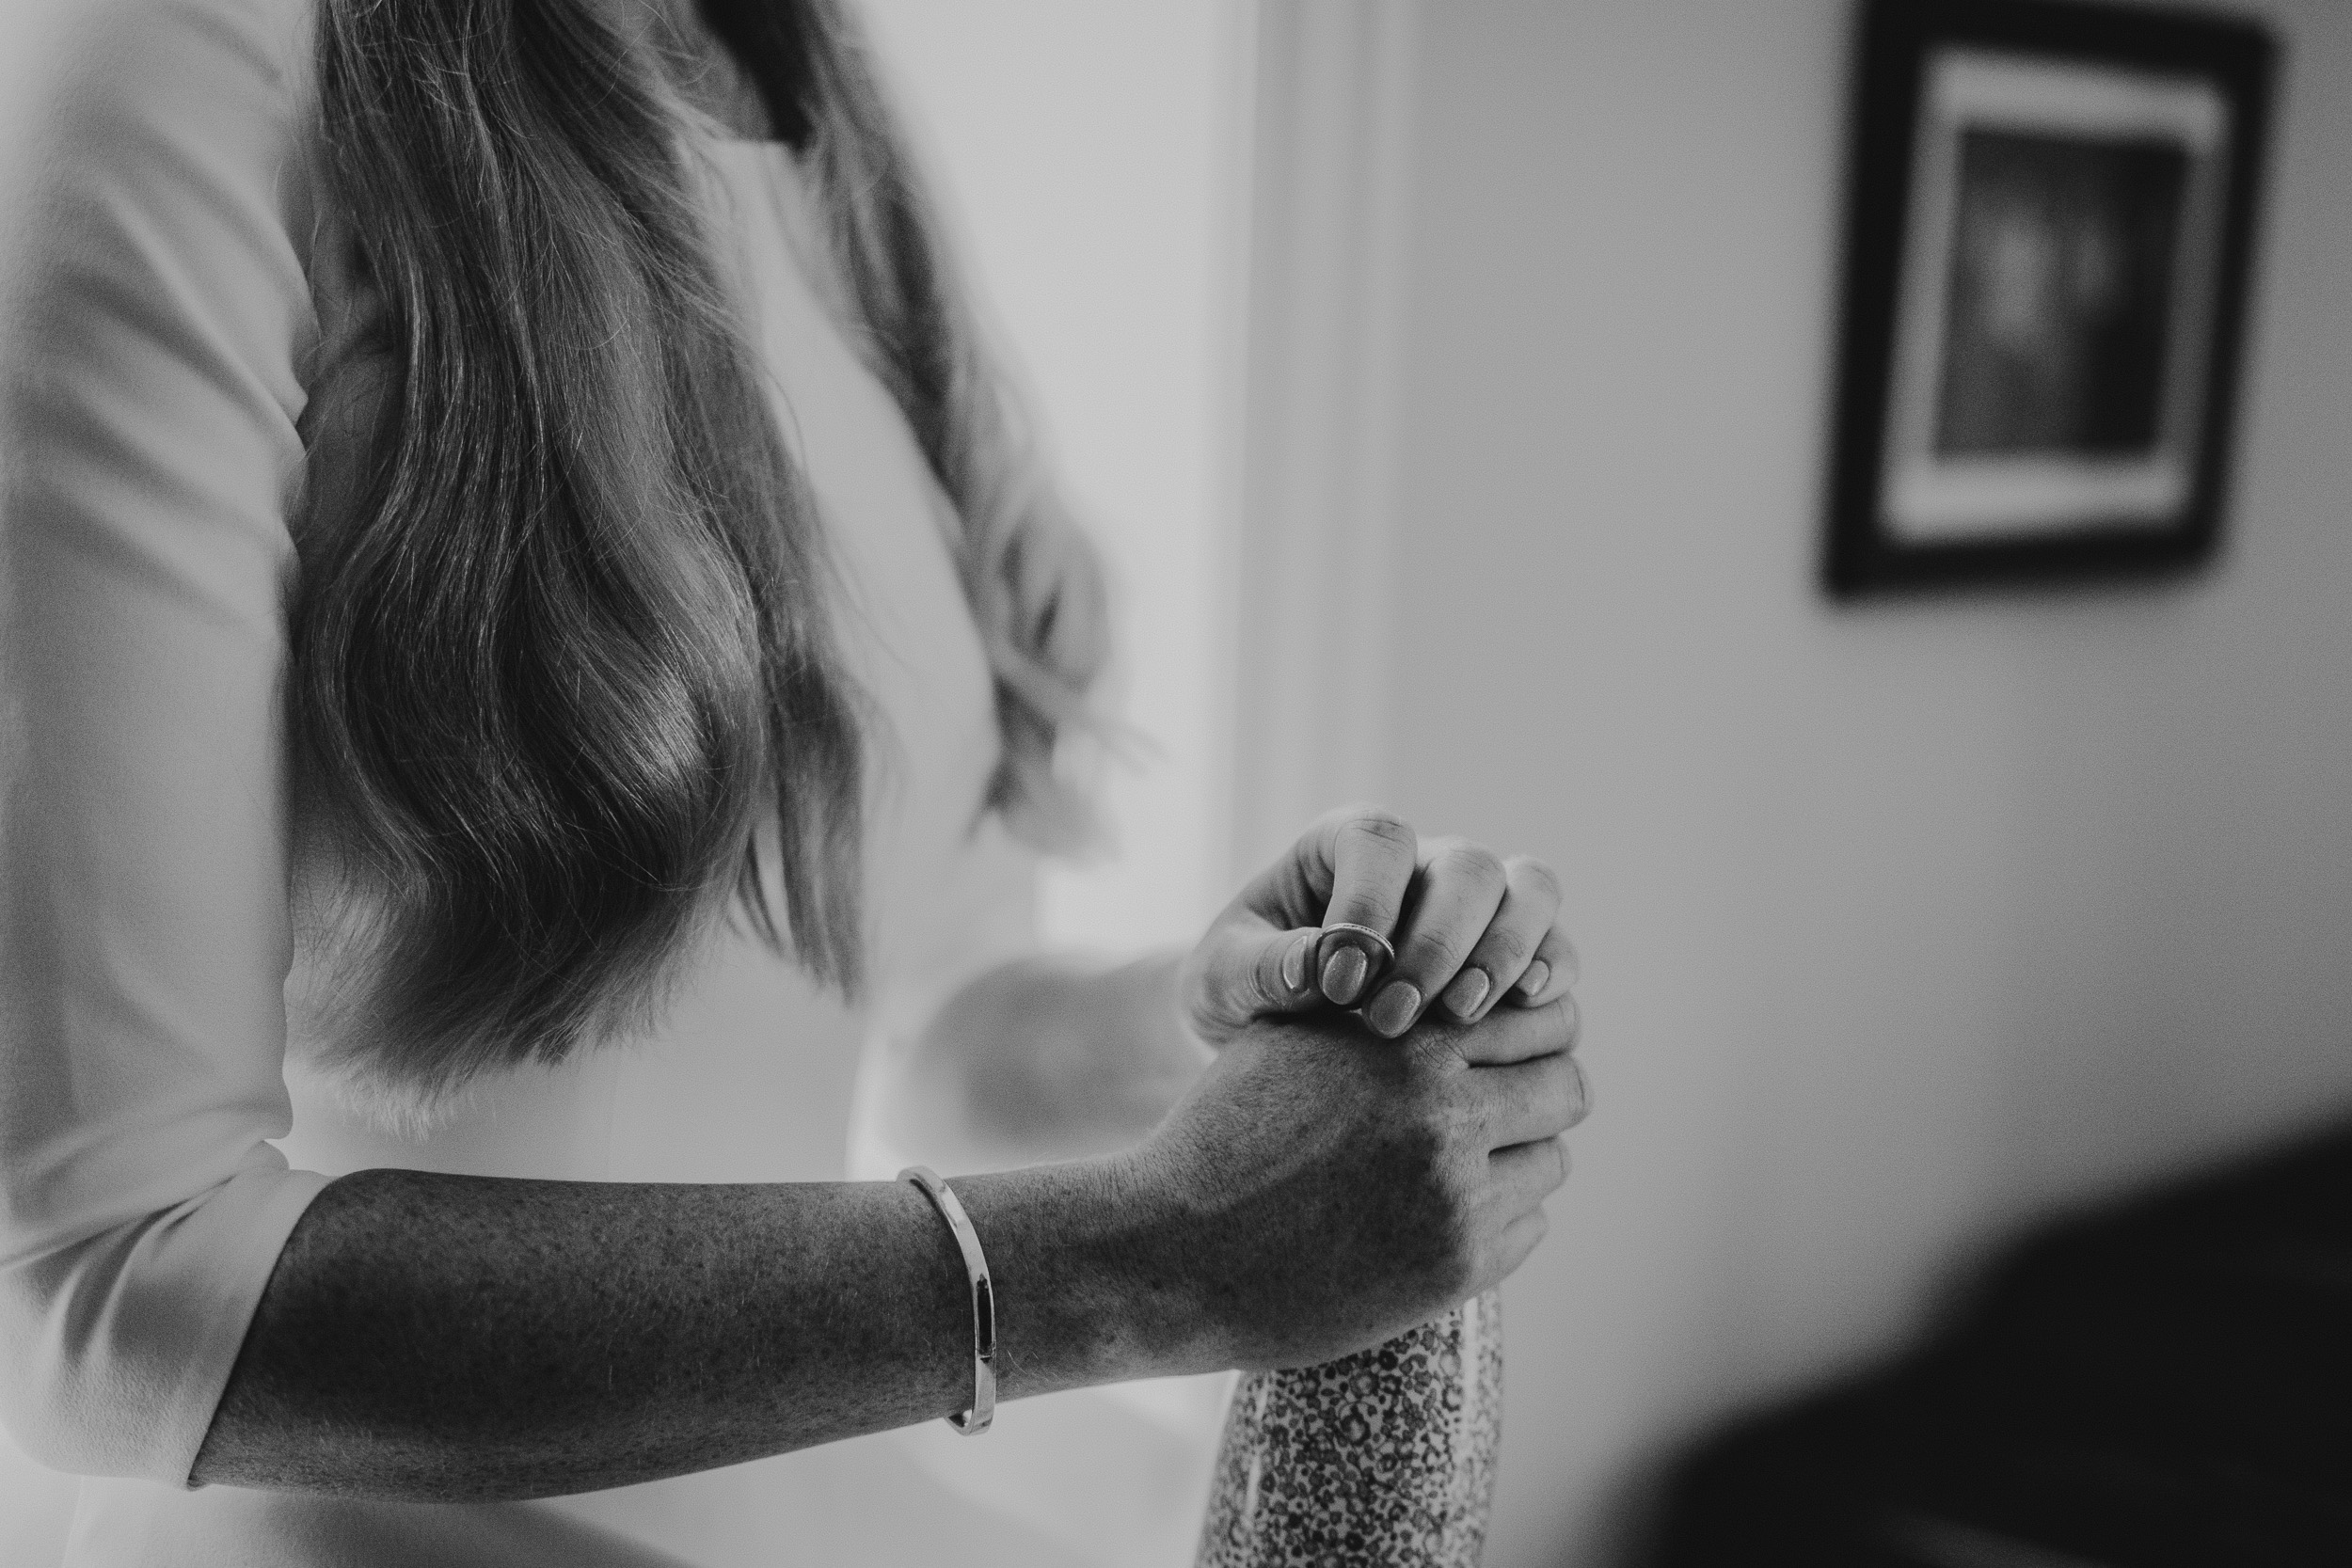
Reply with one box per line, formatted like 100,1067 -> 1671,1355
949,1149 -> 1222,1399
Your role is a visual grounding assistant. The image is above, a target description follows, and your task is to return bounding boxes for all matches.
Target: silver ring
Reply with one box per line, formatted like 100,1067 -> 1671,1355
1319,921 -> 1397,970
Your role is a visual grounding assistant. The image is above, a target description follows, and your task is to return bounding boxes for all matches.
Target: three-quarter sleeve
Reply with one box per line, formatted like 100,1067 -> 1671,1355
0,0 -> 330,1482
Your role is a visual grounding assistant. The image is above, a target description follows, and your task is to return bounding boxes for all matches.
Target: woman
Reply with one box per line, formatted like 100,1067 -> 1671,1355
0,0 -> 1586,1562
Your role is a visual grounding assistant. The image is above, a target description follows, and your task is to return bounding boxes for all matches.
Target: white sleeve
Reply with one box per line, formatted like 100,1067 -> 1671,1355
0,0 -> 330,1482
845,811 -> 1044,1185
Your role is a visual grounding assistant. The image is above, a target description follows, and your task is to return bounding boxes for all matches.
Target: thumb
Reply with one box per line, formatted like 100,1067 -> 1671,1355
1191,924 -> 1324,1041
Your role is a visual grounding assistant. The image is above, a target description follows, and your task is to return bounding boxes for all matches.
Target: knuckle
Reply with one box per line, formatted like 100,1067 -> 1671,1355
1439,842 -> 1507,890
1563,1058 -> 1593,1129
1470,1095 -> 1510,1153
1211,933 -> 1257,986
1395,938 -> 1463,986
1311,802 -> 1368,838
1471,911 -> 1540,966
1512,856 -> 1565,906
1269,927 -> 1307,977
1406,1075 -> 1474,1157
1528,1054 -> 1579,1133
1343,806 -> 1418,852
1534,1135 -> 1571,1194
1407,1077 -> 1459,1145
1406,1029 -> 1470,1079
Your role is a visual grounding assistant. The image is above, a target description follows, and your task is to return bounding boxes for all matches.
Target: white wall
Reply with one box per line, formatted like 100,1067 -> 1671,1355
1341,2 -> 2352,1561
859,0 -> 1249,954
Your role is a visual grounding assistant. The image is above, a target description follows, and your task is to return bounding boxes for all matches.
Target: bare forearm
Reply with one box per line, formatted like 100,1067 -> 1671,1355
190,1158 -> 1199,1500
187,987 -> 1586,1501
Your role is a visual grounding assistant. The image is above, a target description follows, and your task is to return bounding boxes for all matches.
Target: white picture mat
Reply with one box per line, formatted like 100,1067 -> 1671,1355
1883,47 -> 2232,543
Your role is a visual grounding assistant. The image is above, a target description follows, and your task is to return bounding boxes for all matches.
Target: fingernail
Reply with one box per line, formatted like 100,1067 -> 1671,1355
1366,980 -> 1421,1037
1441,968 -> 1490,1019
1280,930 -> 1313,993
1519,959 -> 1551,998
1323,944 -> 1370,1006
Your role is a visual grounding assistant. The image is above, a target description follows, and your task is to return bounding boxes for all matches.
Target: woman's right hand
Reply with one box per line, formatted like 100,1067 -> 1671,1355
1127,993 -> 1586,1372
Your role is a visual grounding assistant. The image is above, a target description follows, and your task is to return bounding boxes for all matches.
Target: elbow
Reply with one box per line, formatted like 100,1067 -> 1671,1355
0,1160 -> 326,1482
1,1233 -> 157,1478
0,1350 -> 118,1477
1,1212 -> 244,1482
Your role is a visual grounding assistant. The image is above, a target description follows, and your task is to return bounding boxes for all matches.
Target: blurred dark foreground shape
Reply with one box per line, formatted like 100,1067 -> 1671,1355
1650,1120 -> 2352,1567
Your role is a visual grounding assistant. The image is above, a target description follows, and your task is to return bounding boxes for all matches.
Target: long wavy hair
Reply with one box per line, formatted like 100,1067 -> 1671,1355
292,0 -> 1104,1112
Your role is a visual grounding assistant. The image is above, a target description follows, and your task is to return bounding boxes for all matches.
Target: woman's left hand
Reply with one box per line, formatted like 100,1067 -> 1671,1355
1180,804 -> 1578,1046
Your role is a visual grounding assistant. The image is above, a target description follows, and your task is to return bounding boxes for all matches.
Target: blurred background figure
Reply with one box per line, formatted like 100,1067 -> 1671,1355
6,0 -> 2349,1564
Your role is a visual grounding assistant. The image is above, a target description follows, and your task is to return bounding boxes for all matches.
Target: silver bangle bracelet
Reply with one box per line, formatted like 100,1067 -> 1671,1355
898,1164 -> 996,1435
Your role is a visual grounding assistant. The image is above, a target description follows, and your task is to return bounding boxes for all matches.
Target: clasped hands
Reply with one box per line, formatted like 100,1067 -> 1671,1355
1180,803 -> 1579,1048
1132,804 -> 1586,1369
890,804 -> 1585,1364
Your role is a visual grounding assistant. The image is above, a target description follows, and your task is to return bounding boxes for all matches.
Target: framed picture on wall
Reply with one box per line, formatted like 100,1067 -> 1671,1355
1823,0 -> 2276,596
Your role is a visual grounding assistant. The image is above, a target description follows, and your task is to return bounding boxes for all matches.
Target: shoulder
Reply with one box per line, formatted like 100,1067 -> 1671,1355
0,0 -> 320,326
0,0 -> 325,615
1,0 -> 321,455
24,0 -> 312,118
8,0 -> 314,173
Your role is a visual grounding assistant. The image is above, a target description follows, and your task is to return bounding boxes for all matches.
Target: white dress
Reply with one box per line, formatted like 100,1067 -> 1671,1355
0,0 -> 1221,1561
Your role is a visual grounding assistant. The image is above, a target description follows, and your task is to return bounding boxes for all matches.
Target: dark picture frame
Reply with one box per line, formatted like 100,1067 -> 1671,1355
1823,0 -> 2277,597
